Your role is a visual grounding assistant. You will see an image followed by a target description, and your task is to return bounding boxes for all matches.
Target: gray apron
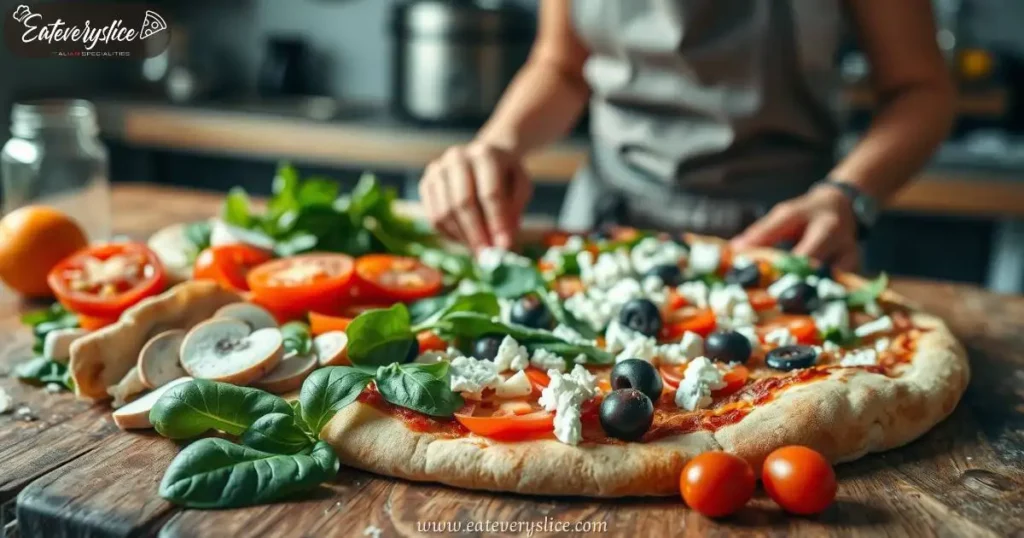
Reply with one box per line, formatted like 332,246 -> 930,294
562,0 -> 843,237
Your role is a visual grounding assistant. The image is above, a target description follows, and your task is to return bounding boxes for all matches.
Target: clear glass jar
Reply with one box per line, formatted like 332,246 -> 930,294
1,99 -> 111,241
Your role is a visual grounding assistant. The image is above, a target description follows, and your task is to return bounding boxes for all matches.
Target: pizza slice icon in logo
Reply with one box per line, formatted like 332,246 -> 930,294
139,10 -> 167,40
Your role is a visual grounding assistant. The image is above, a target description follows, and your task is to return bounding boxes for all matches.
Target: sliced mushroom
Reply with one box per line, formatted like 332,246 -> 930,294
112,377 -> 192,430
43,328 -> 88,364
252,351 -> 318,394
313,331 -> 349,367
138,329 -> 188,389
214,302 -> 278,331
147,222 -> 194,283
179,318 -> 283,385
107,366 -> 147,409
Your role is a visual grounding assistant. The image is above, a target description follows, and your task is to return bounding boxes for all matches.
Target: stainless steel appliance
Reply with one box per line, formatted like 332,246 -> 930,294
390,0 -> 534,125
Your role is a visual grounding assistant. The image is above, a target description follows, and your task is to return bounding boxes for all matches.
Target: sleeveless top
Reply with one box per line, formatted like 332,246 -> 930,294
560,0 -> 843,236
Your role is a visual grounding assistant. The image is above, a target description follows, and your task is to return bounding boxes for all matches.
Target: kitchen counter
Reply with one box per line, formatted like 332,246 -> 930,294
2,184 -> 1024,538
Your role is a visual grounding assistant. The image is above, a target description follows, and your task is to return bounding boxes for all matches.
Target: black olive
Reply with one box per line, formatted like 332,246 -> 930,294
643,264 -> 684,287
599,389 -> 655,441
778,282 -> 820,314
765,345 -> 818,371
705,330 -> 753,364
725,263 -> 761,289
610,359 -> 664,402
618,298 -> 662,337
510,294 -> 554,329
473,334 -> 504,361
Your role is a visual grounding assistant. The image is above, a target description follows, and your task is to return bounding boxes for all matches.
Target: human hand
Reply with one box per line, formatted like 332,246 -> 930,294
419,142 -> 532,252
730,186 -> 861,271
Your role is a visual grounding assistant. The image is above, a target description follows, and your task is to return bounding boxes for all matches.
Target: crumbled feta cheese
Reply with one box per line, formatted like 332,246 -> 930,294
709,284 -> 747,317
822,340 -> 842,354
616,334 -> 659,363
494,370 -> 533,398
476,246 -> 531,273
585,250 -> 633,289
816,278 -> 847,301
539,365 -> 598,445
731,302 -> 759,326
552,324 -> 591,346
674,357 -> 726,411
731,255 -> 755,269
0,388 -> 12,414
854,315 -> 894,338
44,383 -> 63,394
574,354 -> 588,364
493,336 -> 530,372
687,243 -> 722,276
874,338 -> 891,353
840,348 -> 878,367
767,273 -> 803,298
449,356 -> 501,398
765,327 -> 796,347
604,318 -> 644,353
563,291 -> 610,333
630,237 -> 687,275
677,280 -> 710,309
813,301 -> 850,333
541,236 -> 586,272
658,331 -> 704,365
530,348 -> 567,373
641,275 -> 668,305
733,325 -> 761,351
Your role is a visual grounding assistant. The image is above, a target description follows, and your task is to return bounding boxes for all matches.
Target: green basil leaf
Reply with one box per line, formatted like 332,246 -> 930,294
408,294 -> 455,325
183,221 -> 213,254
487,265 -> 545,299
297,177 -> 340,207
268,163 -> 301,219
14,357 -> 71,388
241,412 -> 314,454
299,366 -> 375,436
159,438 -> 338,508
774,254 -> 815,278
535,288 -> 597,340
222,187 -> 254,228
344,304 -> 417,367
375,362 -> 463,417
410,292 -> 500,331
150,380 -> 292,440
846,273 -> 889,308
418,248 -> 474,281
281,321 -> 312,355
821,326 -> 859,347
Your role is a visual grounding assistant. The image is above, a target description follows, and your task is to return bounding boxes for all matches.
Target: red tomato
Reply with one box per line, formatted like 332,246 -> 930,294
659,364 -> 685,389
680,451 -> 756,518
192,244 -> 272,292
713,365 -> 749,397
353,254 -> 443,303
524,367 -> 551,391
416,331 -> 447,353
661,309 -> 717,341
747,289 -> 777,311
664,289 -> 687,311
47,242 -> 167,319
77,313 -> 117,331
762,445 -> 837,515
308,311 -> 353,335
553,276 -> 584,298
759,316 -> 819,345
542,231 -> 571,248
454,408 -> 555,441
247,254 -> 355,316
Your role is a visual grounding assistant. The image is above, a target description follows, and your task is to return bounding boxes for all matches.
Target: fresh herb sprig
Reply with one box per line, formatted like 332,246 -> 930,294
846,273 -> 889,308
14,304 -> 79,390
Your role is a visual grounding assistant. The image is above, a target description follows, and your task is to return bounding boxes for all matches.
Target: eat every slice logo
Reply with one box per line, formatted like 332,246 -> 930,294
5,2 -> 171,58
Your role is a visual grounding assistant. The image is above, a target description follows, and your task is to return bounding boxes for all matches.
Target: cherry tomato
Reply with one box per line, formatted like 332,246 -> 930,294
454,406 -> 554,441
524,367 -> 551,391
762,445 -> 837,515
713,365 -> 749,397
308,311 -> 353,335
353,254 -> 443,303
247,254 -> 355,316
77,313 -> 117,331
416,331 -> 447,353
48,242 -> 167,319
661,309 -> 717,341
680,451 -> 756,518
759,316 -> 819,345
747,289 -> 777,311
192,244 -> 272,292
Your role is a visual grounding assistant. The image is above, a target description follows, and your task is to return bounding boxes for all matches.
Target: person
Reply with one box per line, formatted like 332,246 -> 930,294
418,0 -> 955,270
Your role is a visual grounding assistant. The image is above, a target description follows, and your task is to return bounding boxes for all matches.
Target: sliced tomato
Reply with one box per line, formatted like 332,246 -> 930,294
416,330 -> 447,353
524,367 -> 551,391
659,364 -> 685,389
192,244 -> 272,292
47,242 -> 167,319
543,231 -> 571,248
713,365 -> 750,397
664,289 -> 687,311
661,309 -> 717,341
759,315 -> 819,345
247,254 -> 355,316
454,407 -> 555,441
309,311 -> 353,335
353,254 -> 443,303
77,313 -> 117,331
748,289 -> 777,312
553,276 -> 584,298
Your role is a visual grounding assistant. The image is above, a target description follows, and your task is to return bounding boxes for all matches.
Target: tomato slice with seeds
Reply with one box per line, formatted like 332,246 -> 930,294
353,254 -> 443,303
661,309 -> 717,340
308,311 -> 353,335
247,254 -> 355,316
193,244 -> 272,292
454,404 -> 554,441
48,242 -> 167,319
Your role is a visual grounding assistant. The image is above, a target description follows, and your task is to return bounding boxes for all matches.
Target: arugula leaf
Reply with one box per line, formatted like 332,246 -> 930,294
535,288 -> 597,340
281,321 -> 312,355
375,362 -> 463,417
846,273 -> 889,308
159,438 -> 338,509
222,187 -> 254,228
774,254 -> 815,278
14,357 -> 72,389
487,265 -> 545,299
344,304 -> 418,367
150,380 -> 292,440
299,367 -> 375,436
241,413 -> 314,454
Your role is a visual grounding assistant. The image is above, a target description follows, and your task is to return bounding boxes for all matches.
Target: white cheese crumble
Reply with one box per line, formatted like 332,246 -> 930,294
822,340 -> 842,354
494,370 -> 533,398
874,337 -> 891,353
709,284 -> 757,329
854,315 -> 894,338
767,273 -> 803,298
563,291 -> 609,333
493,336 -> 530,372
476,246 -> 531,273
552,324 -> 592,346
674,357 -> 726,411
630,237 -> 687,275
604,318 -> 644,353
677,280 -> 710,308
813,301 -> 850,333
615,334 -> 659,364
658,331 -> 704,365
530,348 -> 567,373
765,327 -> 797,347
449,356 -> 501,399
498,297 -> 514,323
687,243 -> 722,276
840,348 -> 878,367
641,275 -> 668,305
816,278 -> 847,301
580,249 -> 633,289
541,235 -> 586,273
731,255 -> 755,269
0,388 -> 13,414
539,365 -> 599,445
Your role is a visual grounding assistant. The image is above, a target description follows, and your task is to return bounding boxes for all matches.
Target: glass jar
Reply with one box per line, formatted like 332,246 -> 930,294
1,99 -> 111,241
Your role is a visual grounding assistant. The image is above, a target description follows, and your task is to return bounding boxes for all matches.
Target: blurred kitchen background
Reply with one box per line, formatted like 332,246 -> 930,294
2,0 -> 1024,292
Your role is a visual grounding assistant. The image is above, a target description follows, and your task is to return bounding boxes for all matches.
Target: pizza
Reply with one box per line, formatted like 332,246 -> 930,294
139,10 -> 167,40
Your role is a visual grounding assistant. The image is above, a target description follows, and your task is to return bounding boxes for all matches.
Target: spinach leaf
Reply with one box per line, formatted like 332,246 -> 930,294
846,273 -> 889,309
222,187 -> 254,228
22,303 -> 79,354
281,321 -> 312,355
159,438 -> 339,509
299,366 -> 375,436
409,292 -> 500,331
774,254 -> 815,278
535,288 -> 597,340
375,362 -> 463,417
150,380 -> 292,440
14,357 -> 72,389
821,327 -> 859,347
409,294 -> 455,325
241,413 -> 314,454
184,221 -> 212,253
487,265 -> 545,299
344,304 -> 418,367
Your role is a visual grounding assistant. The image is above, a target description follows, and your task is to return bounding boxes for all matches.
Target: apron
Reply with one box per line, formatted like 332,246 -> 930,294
561,0 -> 843,237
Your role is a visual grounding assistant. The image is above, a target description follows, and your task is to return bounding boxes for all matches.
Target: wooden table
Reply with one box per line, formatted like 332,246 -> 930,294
1,184 -> 1023,538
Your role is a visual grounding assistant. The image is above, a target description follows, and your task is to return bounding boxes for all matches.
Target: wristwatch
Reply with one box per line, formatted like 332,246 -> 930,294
814,178 -> 880,240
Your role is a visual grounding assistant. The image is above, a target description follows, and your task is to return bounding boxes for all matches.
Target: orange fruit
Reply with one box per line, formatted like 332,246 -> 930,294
0,206 -> 88,297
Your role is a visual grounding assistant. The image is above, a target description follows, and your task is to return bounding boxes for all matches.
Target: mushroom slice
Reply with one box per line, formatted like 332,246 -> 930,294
138,329 -> 188,389
313,331 -> 349,367
107,366 -> 148,409
214,302 -> 278,331
179,318 -> 283,385
112,377 -> 192,430
253,351 -> 318,394
43,328 -> 88,364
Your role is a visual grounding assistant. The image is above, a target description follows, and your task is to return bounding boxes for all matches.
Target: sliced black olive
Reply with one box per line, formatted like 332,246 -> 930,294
765,345 -> 818,371
618,298 -> 663,337
643,264 -> 684,287
472,334 -> 504,361
725,263 -> 761,289
778,282 -> 820,314
510,294 -> 554,329
610,359 -> 663,402
599,389 -> 655,441
705,330 -> 753,364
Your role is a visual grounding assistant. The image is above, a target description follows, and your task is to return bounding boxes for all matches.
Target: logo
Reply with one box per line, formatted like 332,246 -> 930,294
5,2 -> 171,58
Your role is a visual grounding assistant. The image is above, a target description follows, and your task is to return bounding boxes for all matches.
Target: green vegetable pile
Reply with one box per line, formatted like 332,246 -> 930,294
14,303 -> 78,391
